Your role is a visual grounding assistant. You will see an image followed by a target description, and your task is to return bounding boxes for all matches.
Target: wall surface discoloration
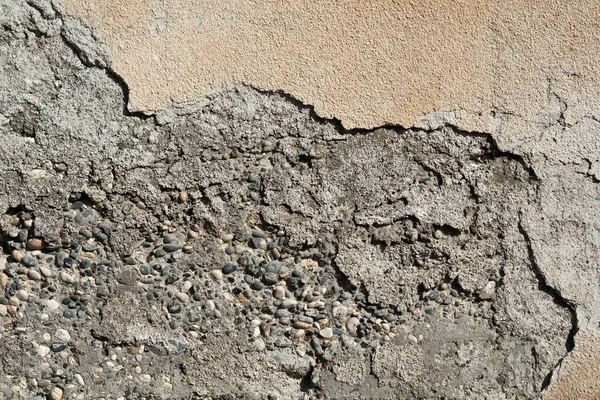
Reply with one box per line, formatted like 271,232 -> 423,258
58,0 -> 600,136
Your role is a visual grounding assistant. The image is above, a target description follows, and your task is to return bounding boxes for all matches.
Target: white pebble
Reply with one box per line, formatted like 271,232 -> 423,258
253,338 -> 265,351
181,281 -> 192,293
220,233 -> 234,242
0,304 -> 7,316
15,289 -> 28,301
37,345 -> 51,357
27,270 -> 41,281
40,266 -> 53,278
209,270 -> 223,281
139,374 -> 151,383
55,329 -> 71,342
293,329 -> 306,340
74,374 -> 85,386
319,327 -> 333,339
60,272 -> 74,284
281,298 -> 297,308
272,286 -> 285,299
175,292 -> 190,303
346,317 -> 360,333
45,299 -> 59,311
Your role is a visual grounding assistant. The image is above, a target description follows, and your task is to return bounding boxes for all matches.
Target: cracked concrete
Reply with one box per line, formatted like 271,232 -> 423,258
0,0 -> 599,398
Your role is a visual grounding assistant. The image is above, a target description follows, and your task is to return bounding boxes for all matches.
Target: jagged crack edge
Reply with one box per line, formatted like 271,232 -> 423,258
517,211 -> 578,392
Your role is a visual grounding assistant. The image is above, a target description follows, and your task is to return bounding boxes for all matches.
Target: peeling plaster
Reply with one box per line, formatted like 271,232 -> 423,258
57,0 -> 600,140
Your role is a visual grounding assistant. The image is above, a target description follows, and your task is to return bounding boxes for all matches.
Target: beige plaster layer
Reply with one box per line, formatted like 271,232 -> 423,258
544,331 -> 600,400
57,0 -> 600,130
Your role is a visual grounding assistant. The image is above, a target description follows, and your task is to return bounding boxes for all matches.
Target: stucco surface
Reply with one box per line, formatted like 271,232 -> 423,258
58,0 -> 600,135
543,331 -> 600,399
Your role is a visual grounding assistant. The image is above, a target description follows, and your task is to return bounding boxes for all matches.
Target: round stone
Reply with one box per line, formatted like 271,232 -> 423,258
175,292 -> 190,303
222,263 -> 237,275
21,256 -> 37,266
26,238 -> 44,250
51,342 -> 68,352
60,272 -> 74,284
27,269 -> 42,281
220,233 -> 234,242
15,289 -> 29,301
139,265 -> 152,275
209,270 -> 223,281
48,387 -> 63,400
319,327 -> 334,339
167,302 -> 182,314
346,317 -> 360,333
55,329 -> 71,342
39,267 -> 53,278
428,290 -> 440,300
273,286 -> 285,299
265,261 -> 282,274
179,192 -> 188,202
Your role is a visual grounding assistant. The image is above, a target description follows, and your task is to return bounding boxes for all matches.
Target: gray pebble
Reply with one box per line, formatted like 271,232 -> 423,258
21,256 -> 37,266
428,290 -> 440,300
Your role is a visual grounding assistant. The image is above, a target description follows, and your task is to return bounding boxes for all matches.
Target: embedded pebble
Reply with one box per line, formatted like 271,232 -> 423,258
27,269 -> 42,281
176,292 -> 190,303
15,289 -> 29,302
55,329 -> 71,342
48,387 -> 63,400
209,270 -> 223,281
346,317 -> 360,333
26,238 -> 44,250
319,327 -> 333,339
60,272 -> 74,284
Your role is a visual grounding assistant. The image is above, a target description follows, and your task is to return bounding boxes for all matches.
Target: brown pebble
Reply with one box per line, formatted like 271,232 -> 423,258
48,386 -> 63,400
293,321 -> 313,330
11,249 -> 22,262
26,238 -> 44,251
271,248 -> 280,259
179,192 -> 188,202
127,346 -> 138,354
0,273 -> 8,289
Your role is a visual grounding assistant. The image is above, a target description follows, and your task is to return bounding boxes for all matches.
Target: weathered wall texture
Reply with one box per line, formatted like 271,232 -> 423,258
1,0 -> 599,398
50,1 -> 600,398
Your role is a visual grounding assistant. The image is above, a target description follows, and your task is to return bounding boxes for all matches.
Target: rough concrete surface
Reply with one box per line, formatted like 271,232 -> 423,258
0,0 -> 599,399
